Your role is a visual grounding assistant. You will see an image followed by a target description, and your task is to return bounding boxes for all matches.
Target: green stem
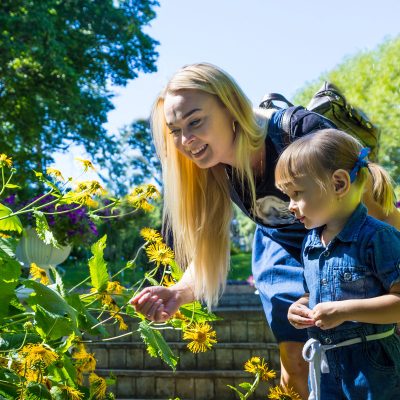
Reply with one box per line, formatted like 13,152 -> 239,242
243,374 -> 260,400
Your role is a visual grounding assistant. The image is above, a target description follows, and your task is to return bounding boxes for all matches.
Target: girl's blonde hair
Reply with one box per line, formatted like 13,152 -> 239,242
275,129 -> 395,215
151,63 -> 264,308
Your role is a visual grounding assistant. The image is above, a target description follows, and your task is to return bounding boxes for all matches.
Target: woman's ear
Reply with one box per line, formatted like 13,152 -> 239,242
331,169 -> 350,197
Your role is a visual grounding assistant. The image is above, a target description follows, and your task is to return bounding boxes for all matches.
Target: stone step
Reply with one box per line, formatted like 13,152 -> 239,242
89,307 -> 275,345
88,341 -> 280,372
98,368 -> 280,400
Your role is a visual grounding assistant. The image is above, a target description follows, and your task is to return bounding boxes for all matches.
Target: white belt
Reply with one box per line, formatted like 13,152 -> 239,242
302,327 -> 395,400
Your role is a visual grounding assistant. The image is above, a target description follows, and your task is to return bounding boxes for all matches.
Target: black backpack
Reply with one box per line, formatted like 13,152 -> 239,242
259,82 -> 380,161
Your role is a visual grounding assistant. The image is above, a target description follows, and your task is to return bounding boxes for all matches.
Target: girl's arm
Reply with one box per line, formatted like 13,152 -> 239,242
312,282 -> 400,329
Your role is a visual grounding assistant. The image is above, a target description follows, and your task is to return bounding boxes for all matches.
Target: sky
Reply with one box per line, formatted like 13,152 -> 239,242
55,0 -> 400,178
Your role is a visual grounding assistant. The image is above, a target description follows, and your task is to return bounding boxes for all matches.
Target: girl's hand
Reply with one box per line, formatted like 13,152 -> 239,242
312,301 -> 345,330
288,301 -> 315,329
130,286 -> 182,322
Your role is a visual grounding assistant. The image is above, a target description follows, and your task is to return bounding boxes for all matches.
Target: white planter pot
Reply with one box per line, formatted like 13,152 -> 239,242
16,228 -> 72,272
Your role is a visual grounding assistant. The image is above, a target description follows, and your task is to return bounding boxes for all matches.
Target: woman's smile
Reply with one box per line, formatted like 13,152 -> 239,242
163,89 -> 236,168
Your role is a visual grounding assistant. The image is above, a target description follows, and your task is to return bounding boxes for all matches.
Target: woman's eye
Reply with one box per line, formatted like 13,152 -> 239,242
189,119 -> 201,127
169,129 -> 181,136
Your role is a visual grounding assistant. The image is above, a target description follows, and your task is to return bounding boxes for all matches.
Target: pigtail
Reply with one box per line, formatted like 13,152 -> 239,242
367,163 -> 396,216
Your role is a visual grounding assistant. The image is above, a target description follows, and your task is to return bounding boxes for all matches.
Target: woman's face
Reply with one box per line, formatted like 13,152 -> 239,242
163,89 -> 236,168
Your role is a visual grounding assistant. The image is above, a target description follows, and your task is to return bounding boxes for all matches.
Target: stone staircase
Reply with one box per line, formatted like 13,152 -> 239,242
88,284 -> 280,399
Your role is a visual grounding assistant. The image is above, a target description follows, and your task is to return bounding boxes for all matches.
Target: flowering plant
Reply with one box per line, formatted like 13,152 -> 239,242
0,154 -> 220,400
21,195 -> 99,247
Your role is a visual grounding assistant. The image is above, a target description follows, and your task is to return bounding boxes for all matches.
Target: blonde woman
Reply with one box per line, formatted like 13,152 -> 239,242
131,63 -> 400,398
275,129 -> 400,399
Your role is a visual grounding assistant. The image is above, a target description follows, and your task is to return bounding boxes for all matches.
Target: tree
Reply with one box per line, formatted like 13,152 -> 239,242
0,0 -> 159,190
100,119 -> 162,196
293,35 -> 400,193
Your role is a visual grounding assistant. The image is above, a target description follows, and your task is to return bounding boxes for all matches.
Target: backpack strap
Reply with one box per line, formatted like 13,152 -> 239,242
259,93 -> 294,109
281,106 -> 303,144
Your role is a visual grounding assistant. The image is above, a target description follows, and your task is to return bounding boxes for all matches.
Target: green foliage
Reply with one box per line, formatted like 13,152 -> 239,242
138,321 -> 178,371
0,156 -> 218,399
293,35 -> 400,192
105,119 -> 162,196
0,0 -> 159,192
88,235 -> 109,292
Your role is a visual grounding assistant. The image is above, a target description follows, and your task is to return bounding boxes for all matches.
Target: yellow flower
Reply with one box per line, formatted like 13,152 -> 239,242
19,343 -> 58,368
30,263 -> 50,285
145,242 -> 174,266
107,281 -> 124,295
89,372 -> 107,400
162,274 -> 176,287
72,346 -> 97,373
58,384 -> 84,400
244,356 -> 276,381
140,227 -> 162,243
0,154 -> 12,168
112,312 -> 128,330
76,180 -> 106,196
183,323 -> 217,353
46,167 -> 64,181
76,157 -> 96,172
268,385 -> 301,400
126,184 -> 160,212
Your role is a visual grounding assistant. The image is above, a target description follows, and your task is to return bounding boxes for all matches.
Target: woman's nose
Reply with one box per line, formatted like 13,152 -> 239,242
181,131 -> 195,146
288,199 -> 296,212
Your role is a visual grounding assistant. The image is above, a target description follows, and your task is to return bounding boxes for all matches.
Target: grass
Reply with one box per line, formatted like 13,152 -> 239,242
228,252 -> 252,281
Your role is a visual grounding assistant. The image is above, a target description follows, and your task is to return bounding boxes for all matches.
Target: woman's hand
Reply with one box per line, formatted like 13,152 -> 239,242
130,286 -> 183,322
288,299 -> 315,329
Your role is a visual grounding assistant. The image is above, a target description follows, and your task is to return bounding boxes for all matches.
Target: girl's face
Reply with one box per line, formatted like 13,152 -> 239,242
163,89 -> 236,168
285,176 -> 338,229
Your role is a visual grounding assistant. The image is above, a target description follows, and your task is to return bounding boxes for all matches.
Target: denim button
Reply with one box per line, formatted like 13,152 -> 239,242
343,272 -> 352,281
321,279 -> 328,285
324,337 -> 332,344
324,251 -> 330,257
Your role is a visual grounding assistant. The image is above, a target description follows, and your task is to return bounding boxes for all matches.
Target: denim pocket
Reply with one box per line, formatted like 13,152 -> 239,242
364,338 -> 398,372
334,266 -> 366,300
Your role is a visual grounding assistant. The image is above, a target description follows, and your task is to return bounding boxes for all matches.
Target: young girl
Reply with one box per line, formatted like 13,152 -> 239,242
131,63 -> 400,398
275,129 -> 400,400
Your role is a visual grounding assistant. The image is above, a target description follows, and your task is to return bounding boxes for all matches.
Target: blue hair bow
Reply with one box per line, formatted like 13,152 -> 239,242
349,147 -> 370,183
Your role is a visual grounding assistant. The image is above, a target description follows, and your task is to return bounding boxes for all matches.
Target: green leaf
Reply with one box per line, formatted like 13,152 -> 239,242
0,251 -> 21,319
0,367 -> 20,399
226,385 -> 245,400
33,210 -> 59,247
66,294 -> 108,336
169,260 -> 183,280
23,280 -> 79,332
4,184 -> 20,189
239,382 -> 253,390
138,321 -> 178,371
0,203 -> 22,233
48,354 -> 77,388
179,302 -> 221,323
0,333 -> 41,351
25,382 -> 52,400
0,236 -> 18,259
88,235 -> 109,292
35,304 -> 74,340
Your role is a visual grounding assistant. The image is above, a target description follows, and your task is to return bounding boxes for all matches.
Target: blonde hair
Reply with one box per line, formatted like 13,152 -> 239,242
151,63 -> 264,307
275,129 -> 395,215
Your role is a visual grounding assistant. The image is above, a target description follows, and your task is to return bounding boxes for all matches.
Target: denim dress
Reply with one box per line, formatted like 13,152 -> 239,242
303,203 -> 400,399
229,108 -> 336,342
